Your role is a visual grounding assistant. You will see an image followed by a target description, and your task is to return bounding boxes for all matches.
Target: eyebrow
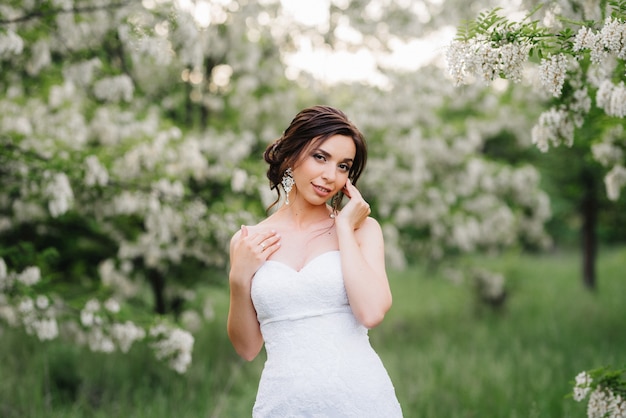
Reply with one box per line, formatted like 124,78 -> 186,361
315,148 -> 354,163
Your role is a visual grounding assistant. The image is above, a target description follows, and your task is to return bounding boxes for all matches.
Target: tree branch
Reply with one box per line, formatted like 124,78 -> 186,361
0,1 -> 132,25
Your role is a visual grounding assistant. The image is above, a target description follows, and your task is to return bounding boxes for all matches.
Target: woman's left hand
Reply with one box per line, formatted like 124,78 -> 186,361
335,178 -> 371,230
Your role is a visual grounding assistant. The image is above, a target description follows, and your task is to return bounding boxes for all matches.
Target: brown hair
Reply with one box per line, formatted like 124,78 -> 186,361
264,105 -> 367,212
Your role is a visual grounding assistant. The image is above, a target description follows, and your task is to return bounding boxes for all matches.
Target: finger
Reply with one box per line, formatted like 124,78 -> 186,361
255,230 -> 280,250
240,225 -> 249,238
265,239 -> 282,255
342,178 -> 353,198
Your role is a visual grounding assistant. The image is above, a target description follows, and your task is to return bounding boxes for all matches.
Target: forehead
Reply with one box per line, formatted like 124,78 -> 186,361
310,134 -> 356,158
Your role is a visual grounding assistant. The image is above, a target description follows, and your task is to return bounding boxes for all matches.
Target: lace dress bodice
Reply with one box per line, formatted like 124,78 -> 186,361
250,251 -> 402,417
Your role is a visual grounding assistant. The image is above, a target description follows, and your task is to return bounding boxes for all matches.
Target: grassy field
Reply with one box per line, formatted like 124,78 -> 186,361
1,247 -> 625,417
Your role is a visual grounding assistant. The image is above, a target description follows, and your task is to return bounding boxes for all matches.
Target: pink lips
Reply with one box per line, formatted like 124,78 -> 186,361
312,183 -> 331,197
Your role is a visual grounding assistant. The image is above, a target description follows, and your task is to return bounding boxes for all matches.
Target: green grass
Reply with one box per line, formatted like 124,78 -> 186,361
1,247 -> 624,417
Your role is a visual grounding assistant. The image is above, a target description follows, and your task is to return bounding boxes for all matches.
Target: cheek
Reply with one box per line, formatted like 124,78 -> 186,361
338,174 -> 349,188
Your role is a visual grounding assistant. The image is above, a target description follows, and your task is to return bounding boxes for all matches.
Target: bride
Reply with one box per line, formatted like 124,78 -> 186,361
227,105 -> 403,417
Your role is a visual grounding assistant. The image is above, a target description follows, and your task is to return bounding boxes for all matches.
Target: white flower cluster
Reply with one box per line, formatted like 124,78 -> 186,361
27,40 -> 51,76
588,388 -> 626,418
605,165 -> 626,201
63,58 -> 102,87
93,75 -> 135,102
539,53 -> 569,97
574,371 -> 593,401
80,298 -> 146,353
18,295 -> 59,341
84,155 -> 109,187
587,388 -> 626,418
596,80 -> 626,117
0,261 -> 56,341
17,266 -> 41,286
593,142 -> 624,166
149,324 -> 195,374
110,321 -> 146,353
573,17 -> 626,64
573,370 -> 626,418
44,171 -> 74,217
573,26 -> 606,63
531,107 -> 575,152
592,126 -> 624,167
446,39 -> 531,86
0,30 -> 24,58
0,259 -> 7,292
570,87 -> 592,115
0,262 -> 41,291
98,259 -> 138,298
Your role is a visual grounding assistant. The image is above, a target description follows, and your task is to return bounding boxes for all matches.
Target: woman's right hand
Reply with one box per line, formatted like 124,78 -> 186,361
229,225 -> 281,286
335,178 -> 371,231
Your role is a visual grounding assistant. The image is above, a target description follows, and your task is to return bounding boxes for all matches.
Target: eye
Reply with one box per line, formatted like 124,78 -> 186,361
338,163 -> 351,172
313,153 -> 326,161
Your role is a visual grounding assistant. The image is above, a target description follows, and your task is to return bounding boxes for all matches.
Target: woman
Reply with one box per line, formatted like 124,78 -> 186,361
227,105 -> 402,417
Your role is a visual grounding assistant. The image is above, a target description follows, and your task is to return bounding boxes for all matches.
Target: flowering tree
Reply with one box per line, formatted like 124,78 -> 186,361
0,0 -> 300,373
340,68 -> 552,270
0,0 -> 555,374
445,0 -> 626,288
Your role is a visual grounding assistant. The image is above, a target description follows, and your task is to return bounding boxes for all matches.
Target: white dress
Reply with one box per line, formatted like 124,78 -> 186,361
250,250 -> 403,417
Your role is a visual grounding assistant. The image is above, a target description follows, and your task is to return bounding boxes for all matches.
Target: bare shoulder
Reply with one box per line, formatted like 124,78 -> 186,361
256,211 -> 290,232
231,214 -> 283,243
355,216 -> 384,241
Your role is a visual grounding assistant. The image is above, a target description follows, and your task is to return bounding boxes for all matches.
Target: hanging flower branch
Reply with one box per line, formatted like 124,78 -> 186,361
572,367 -> 626,418
446,1 -> 626,200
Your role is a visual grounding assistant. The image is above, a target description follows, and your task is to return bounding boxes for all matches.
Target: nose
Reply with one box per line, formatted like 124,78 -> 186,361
321,165 -> 336,182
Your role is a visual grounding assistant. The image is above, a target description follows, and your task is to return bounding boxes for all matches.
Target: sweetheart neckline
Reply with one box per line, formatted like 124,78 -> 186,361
264,250 -> 340,273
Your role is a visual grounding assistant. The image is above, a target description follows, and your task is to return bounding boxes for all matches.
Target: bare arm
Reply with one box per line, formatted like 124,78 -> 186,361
335,180 -> 392,328
227,226 -> 281,361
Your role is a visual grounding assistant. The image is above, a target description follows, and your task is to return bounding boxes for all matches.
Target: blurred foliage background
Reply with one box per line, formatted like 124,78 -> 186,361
1,0 -> 625,416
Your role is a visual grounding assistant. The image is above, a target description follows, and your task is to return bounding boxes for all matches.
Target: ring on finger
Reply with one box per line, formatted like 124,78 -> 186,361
259,242 -> 266,250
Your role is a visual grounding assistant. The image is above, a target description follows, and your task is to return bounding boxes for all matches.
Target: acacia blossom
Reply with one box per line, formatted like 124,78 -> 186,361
592,141 -> 624,167
587,387 -> 626,418
150,324 -> 195,374
93,75 -> 135,102
574,371 -> 593,402
17,295 -> 59,341
596,80 -> 626,118
599,17 -> 626,59
17,266 -> 41,286
539,53 -> 568,97
110,321 -> 146,353
605,165 -> 626,201
531,107 -> 574,152
44,171 -> 74,217
0,30 -> 24,57
446,38 -> 530,86
84,155 -> 109,187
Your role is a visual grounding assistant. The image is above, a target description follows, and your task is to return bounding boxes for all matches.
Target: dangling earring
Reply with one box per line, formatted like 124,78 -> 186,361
281,167 -> 294,205
330,193 -> 341,218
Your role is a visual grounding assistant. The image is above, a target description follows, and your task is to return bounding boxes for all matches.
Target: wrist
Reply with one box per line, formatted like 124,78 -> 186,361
334,218 -> 354,234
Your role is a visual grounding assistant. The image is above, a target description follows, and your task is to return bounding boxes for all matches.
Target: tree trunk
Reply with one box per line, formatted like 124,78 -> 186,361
147,268 -> 167,314
580,170 -> 597,290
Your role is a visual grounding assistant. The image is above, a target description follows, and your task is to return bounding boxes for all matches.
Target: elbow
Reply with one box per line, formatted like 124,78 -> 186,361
359,311 -> 386,329
356,296 -> 392,329
228,330 -> 263,361
237,346 -> 261,362
231,339 -> 262,361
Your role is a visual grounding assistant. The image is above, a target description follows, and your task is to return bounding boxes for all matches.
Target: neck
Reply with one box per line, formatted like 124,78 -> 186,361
278,202 -> 333,230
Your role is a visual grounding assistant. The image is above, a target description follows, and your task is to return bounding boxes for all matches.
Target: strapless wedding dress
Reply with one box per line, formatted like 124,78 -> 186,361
250,250 -> 402,417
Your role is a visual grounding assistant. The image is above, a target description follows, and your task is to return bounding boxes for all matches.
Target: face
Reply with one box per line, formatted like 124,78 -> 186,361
291,134 -> 356,206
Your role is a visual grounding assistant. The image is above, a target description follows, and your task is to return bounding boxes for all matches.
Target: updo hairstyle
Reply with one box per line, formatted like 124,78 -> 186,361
263,105 -> 367,212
